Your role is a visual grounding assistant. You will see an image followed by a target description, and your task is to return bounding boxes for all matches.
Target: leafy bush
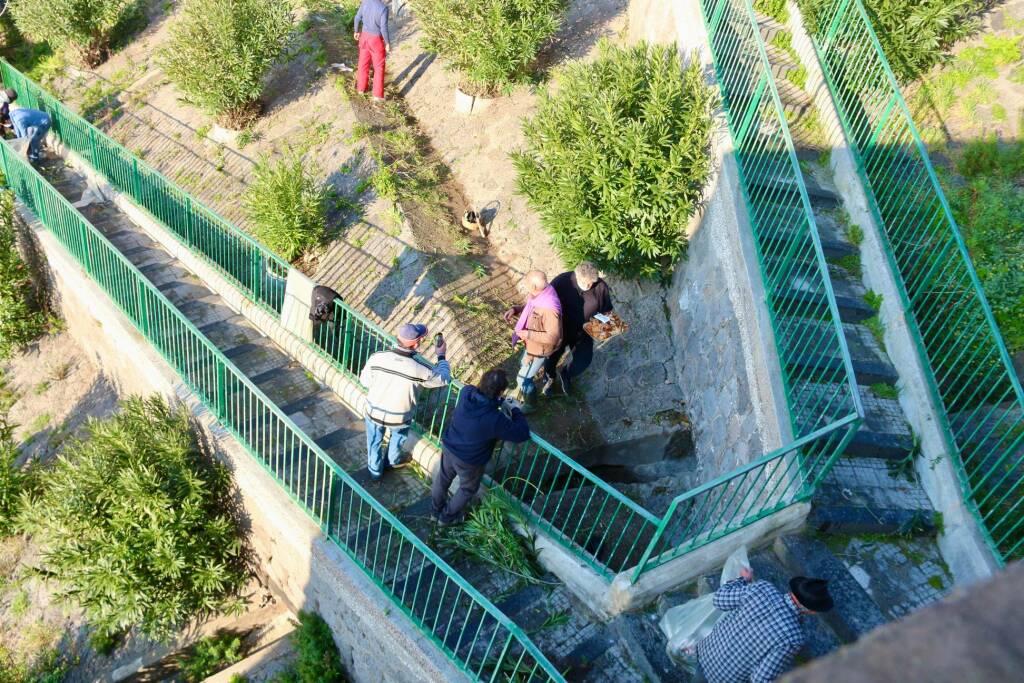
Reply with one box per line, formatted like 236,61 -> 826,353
159,0 -> 292,127
0,372 -> 34,538
409,0 -> 567,95
244,153 -> 328,262
512,41 -> 714,280
180,631 -> 245,682
272,612 -> 346,683
438,493 -> 542,583
798,0 -> 983,82
0,189 -> 48,362
21,396 -> 248,641
947,138 -> 1024,353
8,0 -> 139,67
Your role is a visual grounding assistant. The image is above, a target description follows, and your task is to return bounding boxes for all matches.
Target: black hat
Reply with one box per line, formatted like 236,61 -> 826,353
789,577 -> 834,612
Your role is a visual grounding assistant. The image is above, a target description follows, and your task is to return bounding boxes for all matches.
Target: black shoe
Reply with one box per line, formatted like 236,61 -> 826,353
367,467 -> 383,482
557,367 -> 572,394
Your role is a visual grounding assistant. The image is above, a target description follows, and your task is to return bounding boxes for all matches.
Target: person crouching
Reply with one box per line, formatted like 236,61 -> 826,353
431,369 -> 530,525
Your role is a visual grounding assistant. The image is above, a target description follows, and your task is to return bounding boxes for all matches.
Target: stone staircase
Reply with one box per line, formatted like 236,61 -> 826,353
36,156 -> 691,681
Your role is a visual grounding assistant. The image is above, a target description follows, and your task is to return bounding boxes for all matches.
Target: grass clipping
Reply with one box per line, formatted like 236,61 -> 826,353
437,493 -> 544,584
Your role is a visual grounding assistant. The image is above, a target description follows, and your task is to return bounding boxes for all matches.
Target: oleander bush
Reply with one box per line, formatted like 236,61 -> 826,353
244,152 -> 328,262
20,396 -> 248,641
160,0 -> 292,127
798,0 -> 984,82
409,0 -> 567,95
0,189 -> 48,362
8,0 -> 140,67
179,631 -> 245,682
512,41 -> 714,280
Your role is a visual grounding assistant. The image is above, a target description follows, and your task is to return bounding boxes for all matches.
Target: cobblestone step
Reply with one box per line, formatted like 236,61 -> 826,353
746,167 -> 841,207
770,263 -> 876,323
777,318 -> 899,386
809,457 -> 936,536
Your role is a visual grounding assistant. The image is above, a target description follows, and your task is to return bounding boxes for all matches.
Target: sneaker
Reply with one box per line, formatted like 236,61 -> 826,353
385,455 -> 412,470
557,367 -> 572,395
372,96 -> 385,102
367,467 -> 383,482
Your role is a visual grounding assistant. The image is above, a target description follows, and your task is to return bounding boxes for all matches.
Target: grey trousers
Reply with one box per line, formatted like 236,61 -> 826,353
431,449 -> 485,524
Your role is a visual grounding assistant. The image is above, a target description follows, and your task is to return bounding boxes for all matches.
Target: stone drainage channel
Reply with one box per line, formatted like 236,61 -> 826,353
34,156 -> 688,681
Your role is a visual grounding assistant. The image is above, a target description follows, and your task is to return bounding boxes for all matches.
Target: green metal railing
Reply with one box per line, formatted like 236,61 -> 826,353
0,62 -> 288,314
809,0 -> 1024,563
1,40 -> 863,584
0,142 -> 563,682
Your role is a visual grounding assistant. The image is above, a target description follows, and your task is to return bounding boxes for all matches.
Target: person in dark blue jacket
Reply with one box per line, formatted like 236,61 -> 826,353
431,368 -> 530,525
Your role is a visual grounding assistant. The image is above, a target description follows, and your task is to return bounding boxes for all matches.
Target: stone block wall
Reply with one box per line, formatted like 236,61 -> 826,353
627,0 -> 791,480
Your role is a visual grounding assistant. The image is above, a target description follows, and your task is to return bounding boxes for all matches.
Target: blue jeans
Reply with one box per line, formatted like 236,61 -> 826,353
364,416 -> 409,477
12,110 -> 51,161
515,352 -> 547,397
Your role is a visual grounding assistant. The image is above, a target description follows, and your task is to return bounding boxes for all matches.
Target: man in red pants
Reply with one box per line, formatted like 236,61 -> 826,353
353,0 -> 391,101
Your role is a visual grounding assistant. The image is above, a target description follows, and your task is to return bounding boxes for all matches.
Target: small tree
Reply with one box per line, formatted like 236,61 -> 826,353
0,189 -> 48,361
8,0 -> 138,67
22,396 -> 248,641
244,152 -> 327,262
409,0 -> 567,95
512,41 -> 715,280
159,0 -> 292,127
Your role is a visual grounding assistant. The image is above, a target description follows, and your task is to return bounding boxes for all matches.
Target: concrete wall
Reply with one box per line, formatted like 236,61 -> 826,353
783,0 -> 998,586
13,204 -> 463,683
627,0 -> 792,480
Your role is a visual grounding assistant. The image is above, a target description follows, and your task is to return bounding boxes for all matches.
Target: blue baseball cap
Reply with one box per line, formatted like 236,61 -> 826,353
397,323 -> 428,344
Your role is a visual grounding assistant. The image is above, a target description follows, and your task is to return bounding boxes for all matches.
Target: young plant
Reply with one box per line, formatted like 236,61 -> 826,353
244,152 -> 328,262
8,0 -> 140,67
437,493 -> 543,583
272,611 -> 346,683
159,0 -> 293,127
512,41 -> 714,280
409,0 -> 567,95
179,631 -> 246,682
21,396 -> 248,641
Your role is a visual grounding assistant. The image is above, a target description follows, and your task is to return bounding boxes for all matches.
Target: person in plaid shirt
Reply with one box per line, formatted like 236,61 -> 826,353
694,568 -> 833,683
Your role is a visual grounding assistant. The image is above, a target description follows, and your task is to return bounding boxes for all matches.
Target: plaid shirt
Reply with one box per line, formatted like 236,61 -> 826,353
696,579 -> 805,683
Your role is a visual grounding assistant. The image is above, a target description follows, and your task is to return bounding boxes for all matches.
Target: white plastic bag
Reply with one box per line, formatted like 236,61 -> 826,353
659,545 -> 750,668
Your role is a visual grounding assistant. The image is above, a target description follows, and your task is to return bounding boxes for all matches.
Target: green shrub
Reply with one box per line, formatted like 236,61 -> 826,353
409,0 -> 567,95
20,396 -> 248,641
754,0 -> 789,23
438,493 -> 543,583
799,0 -> 983,82
159,0 -> 292,127
512,41 -> 714,280
0,189 -> 48,362
948,138 -> 1024,352
179,631 -> 245,682
8,0 -> 139,66
244,153 -> 328,262
272,612 -> 346,683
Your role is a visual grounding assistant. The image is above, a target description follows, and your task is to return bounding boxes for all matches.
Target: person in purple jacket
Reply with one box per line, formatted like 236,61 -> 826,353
431,369 -> 531,525
353,0 -> 391,100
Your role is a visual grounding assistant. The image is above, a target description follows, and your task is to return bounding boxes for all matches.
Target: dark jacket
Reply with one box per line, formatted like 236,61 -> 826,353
551,271 -> 613,344
441,386 -> 530,466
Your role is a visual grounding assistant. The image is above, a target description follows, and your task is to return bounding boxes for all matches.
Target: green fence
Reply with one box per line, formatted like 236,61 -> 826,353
0,142 -> 564,683
809,0 -> 1024,563
1,45 -> 863,584
0,62 -> 288,315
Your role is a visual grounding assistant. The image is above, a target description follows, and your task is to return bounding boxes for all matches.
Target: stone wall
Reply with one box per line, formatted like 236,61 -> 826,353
627,0 -> 792,479
13,205 -> 462,683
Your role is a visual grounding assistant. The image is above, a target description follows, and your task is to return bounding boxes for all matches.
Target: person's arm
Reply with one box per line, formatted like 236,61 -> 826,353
381,6 -> 391,50
751,642 -> 800,683
494,407 -> 530,443
418,358 -> 451,389
712,577 -> 751,611
359,355 -> 375,387
353,2 -> 363,36
598,282 -> 613,315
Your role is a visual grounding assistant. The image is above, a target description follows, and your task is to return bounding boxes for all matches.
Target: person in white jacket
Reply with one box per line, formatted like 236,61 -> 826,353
360,323 -> 450,480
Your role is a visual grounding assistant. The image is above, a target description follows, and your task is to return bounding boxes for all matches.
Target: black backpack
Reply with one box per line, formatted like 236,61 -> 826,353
309,285 -> 342,322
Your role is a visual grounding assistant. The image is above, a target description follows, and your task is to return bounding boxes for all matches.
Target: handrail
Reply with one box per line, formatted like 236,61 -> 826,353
0,141 -> 564,682
808,0 -> 1024,563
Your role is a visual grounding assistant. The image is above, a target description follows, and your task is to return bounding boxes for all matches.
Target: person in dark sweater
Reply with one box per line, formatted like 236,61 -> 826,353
353,0 -> 391,100
431,368 -> 530,525
0,89 -> 17,137
542,261 -> 613,395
